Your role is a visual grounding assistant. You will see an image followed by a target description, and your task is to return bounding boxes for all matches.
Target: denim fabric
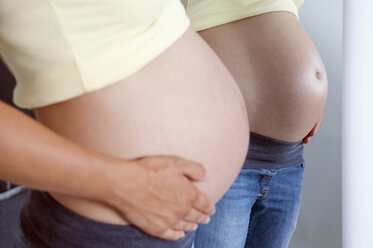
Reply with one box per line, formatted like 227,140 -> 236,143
194,163 -> 305,248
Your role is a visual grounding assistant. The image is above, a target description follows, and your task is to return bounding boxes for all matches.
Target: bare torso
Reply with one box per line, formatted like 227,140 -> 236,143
34,28 -> 249,225
32,11 -> 327,226
198,12 -> 328,142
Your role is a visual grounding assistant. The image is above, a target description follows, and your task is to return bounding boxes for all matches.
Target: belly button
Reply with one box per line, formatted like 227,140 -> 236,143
315,71 -> 322,80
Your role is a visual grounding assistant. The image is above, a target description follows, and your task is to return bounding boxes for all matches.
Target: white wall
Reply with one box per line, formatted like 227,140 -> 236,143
342,0 -> 373,247
289,1 -> 343,248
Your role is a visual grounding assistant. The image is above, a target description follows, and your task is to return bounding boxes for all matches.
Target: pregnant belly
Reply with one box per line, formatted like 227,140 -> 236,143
199,12 -> 328,142
34,28 -> 249,225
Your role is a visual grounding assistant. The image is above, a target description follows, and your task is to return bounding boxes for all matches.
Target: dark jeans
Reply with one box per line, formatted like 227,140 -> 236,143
16,191 -> 195,248
13,225 -> 28,248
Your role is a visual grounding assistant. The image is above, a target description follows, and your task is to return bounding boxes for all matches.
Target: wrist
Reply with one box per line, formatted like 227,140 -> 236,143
85,154 -> 136,207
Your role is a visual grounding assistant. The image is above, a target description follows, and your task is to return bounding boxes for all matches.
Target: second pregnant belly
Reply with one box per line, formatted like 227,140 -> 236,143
199,12 -> 328,142
34,28 -> 249,225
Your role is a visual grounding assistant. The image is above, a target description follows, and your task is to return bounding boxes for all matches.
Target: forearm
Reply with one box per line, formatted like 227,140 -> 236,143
0,100 -> 214,240
0,100 -> 126,200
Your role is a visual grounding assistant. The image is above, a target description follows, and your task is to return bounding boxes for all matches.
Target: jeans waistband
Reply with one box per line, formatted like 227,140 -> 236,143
20,191 -> 195,248
243,132 -> 304,169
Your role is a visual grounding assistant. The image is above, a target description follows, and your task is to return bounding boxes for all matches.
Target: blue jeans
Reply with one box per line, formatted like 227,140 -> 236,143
194,163 -> 305,248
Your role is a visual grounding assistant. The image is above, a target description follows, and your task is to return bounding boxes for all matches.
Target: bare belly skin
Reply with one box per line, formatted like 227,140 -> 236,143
34,28 -> 249,225
198,12 -> 328,142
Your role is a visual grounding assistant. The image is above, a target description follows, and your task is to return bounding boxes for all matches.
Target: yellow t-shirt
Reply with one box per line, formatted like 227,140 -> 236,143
0,0 -> 304,109
0,0 -> 190,109
182,0 -> 304,31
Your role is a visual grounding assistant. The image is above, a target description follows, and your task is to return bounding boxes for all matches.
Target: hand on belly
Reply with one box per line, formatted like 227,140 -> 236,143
34,27 -> 249,229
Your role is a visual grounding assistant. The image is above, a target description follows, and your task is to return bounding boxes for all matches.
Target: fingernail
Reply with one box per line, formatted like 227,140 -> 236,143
180,232 -> 185,238
193,224 -> 198,230
204,216 -> 211,224
202,172 -> 209,181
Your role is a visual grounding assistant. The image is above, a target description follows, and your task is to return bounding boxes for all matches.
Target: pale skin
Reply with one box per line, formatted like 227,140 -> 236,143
0,100 -> 215,240
198,11 -> 328,143
0,11 -> 327,244
29,12 -> 328,240
0,26 -> 249,240
33,26 -> 249,229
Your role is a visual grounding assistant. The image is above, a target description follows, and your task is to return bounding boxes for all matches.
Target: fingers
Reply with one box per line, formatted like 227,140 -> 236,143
301,137 -> 310,145
121,155 -> 214,241
158,229 -> 186,241
127,214 -> 187,241
178,160 -> 208,182
313,122 -> 321,135
302,120 -> 321,145
302,126 -> 319,145
172,220 -> 198,232
192,190 -> 215,215
175,158 -> 215,214
301,135 -> 311,145
309,124 -> 318,137
183,207 -> 211,224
